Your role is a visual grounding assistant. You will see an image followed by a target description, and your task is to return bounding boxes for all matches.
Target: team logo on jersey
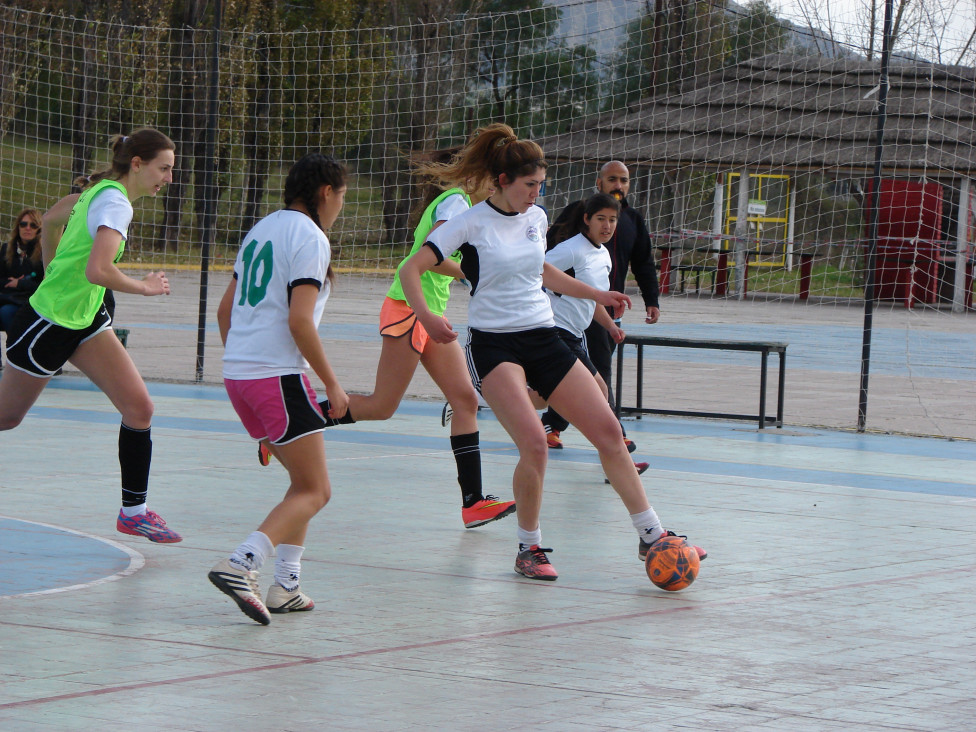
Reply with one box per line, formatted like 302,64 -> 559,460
525,226 -> 541,242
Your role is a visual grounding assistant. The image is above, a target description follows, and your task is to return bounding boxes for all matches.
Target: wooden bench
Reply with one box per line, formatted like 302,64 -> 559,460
613,335 -> 788,429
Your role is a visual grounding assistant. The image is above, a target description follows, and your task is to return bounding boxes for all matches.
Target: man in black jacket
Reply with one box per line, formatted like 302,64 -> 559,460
543,160 -> 661,452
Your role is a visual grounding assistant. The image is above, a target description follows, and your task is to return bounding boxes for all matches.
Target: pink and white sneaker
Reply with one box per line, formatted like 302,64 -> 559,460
116,509 -> 183,543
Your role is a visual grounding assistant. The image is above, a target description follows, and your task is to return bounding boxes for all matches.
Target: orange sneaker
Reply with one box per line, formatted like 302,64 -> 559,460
605,461 -> 649,484
515,545 -> 558,581
257,442 -> 272,466
623,437 -> 637,453
462,495 -> 516,528
546,430 -> 563,449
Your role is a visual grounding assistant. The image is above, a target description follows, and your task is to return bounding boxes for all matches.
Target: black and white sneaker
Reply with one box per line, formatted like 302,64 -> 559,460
441,402 -> 453,426
208,558 -> 271,625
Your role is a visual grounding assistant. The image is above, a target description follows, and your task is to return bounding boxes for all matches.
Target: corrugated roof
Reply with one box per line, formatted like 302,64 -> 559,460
536,53 -> 976,177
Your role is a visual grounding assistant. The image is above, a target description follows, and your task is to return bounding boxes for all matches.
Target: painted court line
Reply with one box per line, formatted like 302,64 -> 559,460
0,515 -> 145,601
1,563 -> 969,711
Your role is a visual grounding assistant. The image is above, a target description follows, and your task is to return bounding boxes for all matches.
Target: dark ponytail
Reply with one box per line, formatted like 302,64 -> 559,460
283,153 -> 348,283
547,193 -> 620,251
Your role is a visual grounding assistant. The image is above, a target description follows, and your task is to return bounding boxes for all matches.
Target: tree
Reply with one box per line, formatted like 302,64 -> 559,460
788,0 -> 974,64
609,0 -> 727,105
727,0 -> 789,66
462,0 -> 598,137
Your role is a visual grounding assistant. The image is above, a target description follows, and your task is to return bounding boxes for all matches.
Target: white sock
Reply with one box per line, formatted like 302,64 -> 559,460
630,508 -> 663,544
230,531 -> 274,572
274,544 -> 305,592
517,525 -> 542,550
121,503 -> 147,518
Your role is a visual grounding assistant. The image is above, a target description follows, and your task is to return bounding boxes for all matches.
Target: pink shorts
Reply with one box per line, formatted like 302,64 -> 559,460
224,373 -> 325,445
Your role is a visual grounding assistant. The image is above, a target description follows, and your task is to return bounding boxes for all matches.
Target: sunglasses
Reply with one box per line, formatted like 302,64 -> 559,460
19,221 -> 39,229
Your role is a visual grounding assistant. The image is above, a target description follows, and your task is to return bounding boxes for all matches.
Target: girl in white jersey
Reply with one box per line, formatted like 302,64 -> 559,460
208,154 -> 348,625
544,193 -> 653,483
0,128 -> 182,544
272,146 -> 515,530
398,124 -> 706,582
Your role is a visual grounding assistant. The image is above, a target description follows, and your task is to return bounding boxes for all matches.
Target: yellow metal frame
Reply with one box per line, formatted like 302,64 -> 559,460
724,172 -> 791,268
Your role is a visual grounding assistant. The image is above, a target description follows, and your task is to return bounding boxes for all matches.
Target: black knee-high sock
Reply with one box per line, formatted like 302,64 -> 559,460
318,399 -> 356,427
119,423 -> 152,507
451,431 -> 483,507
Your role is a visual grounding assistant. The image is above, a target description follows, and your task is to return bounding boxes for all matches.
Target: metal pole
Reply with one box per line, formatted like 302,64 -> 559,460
858,0 -> 894,431
195,0 -> 222,382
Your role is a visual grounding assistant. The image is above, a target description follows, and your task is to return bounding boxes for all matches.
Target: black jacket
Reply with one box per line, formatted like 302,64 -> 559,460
0,242 -> 44,308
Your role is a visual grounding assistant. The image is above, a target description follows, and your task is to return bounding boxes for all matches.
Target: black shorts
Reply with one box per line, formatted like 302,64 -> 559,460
555,328 -> 597,376
465,327 -> 579,401
5,304 -> 113,378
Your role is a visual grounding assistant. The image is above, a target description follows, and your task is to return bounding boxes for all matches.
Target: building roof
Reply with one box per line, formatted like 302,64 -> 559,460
537,53 -> 976,177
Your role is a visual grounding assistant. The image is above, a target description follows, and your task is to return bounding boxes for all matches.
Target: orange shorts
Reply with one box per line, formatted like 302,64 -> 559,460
379,297 -> 429,354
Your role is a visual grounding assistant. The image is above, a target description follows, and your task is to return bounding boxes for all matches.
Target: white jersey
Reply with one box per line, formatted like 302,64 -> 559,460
426,200 -> 552,332
545,232 -> 612,338
223,209 -> 332,379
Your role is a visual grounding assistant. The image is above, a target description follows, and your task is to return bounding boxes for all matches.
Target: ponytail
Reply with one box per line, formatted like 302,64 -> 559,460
283,153 -> 348,283
84,128 -> 175,187
547,193 -> 620,251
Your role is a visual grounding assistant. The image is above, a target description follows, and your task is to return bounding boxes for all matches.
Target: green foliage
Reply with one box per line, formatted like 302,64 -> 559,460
461,0 -> 599,136
609,0 -> 728,106
726,0 -> 788,66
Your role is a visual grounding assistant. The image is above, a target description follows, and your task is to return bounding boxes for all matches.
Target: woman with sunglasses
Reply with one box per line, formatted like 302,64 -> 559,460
0,209 -> 44,365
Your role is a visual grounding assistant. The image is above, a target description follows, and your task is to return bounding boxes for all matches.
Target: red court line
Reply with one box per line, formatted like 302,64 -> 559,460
1,563 -> 971,711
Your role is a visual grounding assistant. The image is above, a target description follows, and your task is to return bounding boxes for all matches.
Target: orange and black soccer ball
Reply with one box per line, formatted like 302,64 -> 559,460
644,534 -> 700,591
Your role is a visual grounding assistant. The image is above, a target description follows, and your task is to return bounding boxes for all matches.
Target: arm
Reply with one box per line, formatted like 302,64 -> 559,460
424,221 -> 464,280
627,211 -> 661,321
399,245 -> 457,344
85,226 -> 170,296
593,303 -> 625,344
41,194 -> 80,268
542,262 -> 631,318
216,277 -> 235,346
288,283 -> 348,418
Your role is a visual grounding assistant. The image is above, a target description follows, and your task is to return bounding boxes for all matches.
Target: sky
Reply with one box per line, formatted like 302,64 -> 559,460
772,0 -> 976,64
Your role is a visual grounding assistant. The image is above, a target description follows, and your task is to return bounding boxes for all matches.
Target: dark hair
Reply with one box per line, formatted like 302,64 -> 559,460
6,208 -> 42,268
283,153 -> 348,283
547,193 -> 620,250
78,128 -> 176,189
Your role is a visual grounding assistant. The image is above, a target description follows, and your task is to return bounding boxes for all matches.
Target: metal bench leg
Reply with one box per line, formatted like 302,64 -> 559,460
759,349 -> 769,429
776,350 -> 786,428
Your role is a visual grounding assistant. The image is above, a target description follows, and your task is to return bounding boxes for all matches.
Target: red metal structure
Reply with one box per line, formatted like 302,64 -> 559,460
865,180 -> 943,308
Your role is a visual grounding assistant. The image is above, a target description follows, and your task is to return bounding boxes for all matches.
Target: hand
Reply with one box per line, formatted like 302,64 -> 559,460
420,312 -> 458,344
596,290 -> 631,320
143,271 -> 170,296
645,306 -> 661,324
325,384 -> 349,419
4,277 -> 21,288
610,324 -> 626,344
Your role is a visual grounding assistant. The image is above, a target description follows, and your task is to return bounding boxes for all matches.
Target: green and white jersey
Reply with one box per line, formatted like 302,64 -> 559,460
30,179 -> 130,329
223,209 -> 332,380
386,188 -> 470,317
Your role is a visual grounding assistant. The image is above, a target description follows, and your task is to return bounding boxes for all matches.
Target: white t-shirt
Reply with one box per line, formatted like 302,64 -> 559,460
223,209 -> 332,379
434,193 -> 469,223
87,187 -> 132,239
426,200 -> 552,332
545,232 -> 612,338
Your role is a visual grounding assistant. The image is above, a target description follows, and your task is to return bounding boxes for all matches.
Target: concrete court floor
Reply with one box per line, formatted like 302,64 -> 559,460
0,377 -> 974,731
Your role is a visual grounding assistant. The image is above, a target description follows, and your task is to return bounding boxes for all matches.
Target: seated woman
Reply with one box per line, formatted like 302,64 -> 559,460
0,208 -> 44,366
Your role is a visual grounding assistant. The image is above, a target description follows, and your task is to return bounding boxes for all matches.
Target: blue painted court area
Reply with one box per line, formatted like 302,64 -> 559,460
0,518 -> 138,597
